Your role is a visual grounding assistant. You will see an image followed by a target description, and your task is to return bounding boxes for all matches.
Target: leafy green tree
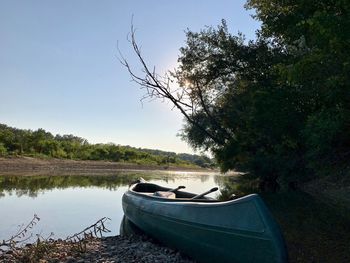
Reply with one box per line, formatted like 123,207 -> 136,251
123,0 -> 350,190
247,0 -> 350,174
106,144 -> 123,161
0,143 -> 7,156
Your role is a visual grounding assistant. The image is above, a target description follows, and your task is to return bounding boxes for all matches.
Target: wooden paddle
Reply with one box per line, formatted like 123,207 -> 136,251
191,187 -> 218,200
167,186 -> 186,192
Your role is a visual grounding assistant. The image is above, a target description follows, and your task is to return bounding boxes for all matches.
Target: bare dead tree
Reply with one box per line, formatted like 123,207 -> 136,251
118,24 -> 228,146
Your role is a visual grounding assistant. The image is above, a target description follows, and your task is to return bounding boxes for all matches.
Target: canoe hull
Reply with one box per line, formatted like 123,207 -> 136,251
122,190 -> 288,263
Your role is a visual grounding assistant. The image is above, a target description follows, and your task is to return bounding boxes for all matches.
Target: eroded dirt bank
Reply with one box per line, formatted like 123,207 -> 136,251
0,157 -> 213,176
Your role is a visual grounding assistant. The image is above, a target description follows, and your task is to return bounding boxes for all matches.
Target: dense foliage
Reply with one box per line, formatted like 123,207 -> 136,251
175,0 -> 350,189
0,123 -> 213,168
127,0 -> 350,190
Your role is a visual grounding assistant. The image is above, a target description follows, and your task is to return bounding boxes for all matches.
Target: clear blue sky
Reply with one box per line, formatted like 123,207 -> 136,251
0,0 -> 260,154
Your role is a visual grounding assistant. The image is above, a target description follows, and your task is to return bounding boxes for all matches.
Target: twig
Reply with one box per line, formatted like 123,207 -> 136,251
65,217 -> 111,242
1,214 -> 40,249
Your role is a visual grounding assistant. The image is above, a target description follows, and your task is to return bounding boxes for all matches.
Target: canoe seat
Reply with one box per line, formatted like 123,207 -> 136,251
153,191 -> 176,199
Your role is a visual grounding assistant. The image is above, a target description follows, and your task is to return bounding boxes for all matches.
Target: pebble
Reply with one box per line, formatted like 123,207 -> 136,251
0,235 -> 195,263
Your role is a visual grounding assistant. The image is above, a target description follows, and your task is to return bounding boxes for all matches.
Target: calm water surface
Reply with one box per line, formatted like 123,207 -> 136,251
0,171 -> 238,241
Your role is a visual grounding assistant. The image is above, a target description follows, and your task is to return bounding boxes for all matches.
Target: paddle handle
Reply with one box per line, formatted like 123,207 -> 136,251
191,187 -> 218,200
168,185 -> 186,192
128,177 -> 146,187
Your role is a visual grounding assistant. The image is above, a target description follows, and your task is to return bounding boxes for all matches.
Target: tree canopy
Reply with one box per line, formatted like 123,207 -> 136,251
124,0 -> 350,190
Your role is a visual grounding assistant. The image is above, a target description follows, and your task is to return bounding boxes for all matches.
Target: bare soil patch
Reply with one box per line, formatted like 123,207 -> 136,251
0,157 -> 212,176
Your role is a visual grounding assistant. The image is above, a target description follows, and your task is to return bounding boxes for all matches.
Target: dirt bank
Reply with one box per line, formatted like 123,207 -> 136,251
0,157 -> 214,176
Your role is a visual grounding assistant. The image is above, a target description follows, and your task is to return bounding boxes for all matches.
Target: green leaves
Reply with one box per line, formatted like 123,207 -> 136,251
173,0 -> 350,189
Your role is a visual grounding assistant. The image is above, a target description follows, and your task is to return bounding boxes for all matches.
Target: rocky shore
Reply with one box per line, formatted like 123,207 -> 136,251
0,235 -> 195,263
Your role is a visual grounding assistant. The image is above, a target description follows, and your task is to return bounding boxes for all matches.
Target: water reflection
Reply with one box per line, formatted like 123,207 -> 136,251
0,171 -> 223,198
0,171 -> 239,241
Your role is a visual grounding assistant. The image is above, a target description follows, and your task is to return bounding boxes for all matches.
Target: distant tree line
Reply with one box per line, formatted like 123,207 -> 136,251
0,123 -> 214,168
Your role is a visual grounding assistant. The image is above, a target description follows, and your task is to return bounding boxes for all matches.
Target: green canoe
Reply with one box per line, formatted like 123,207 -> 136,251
122,181 -> 288,263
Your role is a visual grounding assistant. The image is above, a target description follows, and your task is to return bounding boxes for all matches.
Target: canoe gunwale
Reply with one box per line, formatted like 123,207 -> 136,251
129,181 -> 244,203
128,182 -> 259,205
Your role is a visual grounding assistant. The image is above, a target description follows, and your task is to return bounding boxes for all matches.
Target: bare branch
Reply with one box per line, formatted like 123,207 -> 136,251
194,81 -> 230,140
119,24 -> 226,146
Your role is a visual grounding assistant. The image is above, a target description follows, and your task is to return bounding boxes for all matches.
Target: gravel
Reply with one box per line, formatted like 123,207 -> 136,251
0,235 -> 195,263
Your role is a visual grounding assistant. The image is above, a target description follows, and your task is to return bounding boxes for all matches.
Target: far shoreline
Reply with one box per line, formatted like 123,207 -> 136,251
0,156 -> 219,176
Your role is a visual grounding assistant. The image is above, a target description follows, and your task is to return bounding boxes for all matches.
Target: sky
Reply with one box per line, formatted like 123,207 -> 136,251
0,0 -> 260,154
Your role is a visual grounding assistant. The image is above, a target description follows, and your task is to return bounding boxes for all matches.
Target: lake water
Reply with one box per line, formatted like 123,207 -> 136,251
0,171 -> 239,242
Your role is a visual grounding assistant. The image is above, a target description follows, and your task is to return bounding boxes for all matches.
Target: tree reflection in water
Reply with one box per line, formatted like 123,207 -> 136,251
0,171 -> 241,200
0,172 -> 182,198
